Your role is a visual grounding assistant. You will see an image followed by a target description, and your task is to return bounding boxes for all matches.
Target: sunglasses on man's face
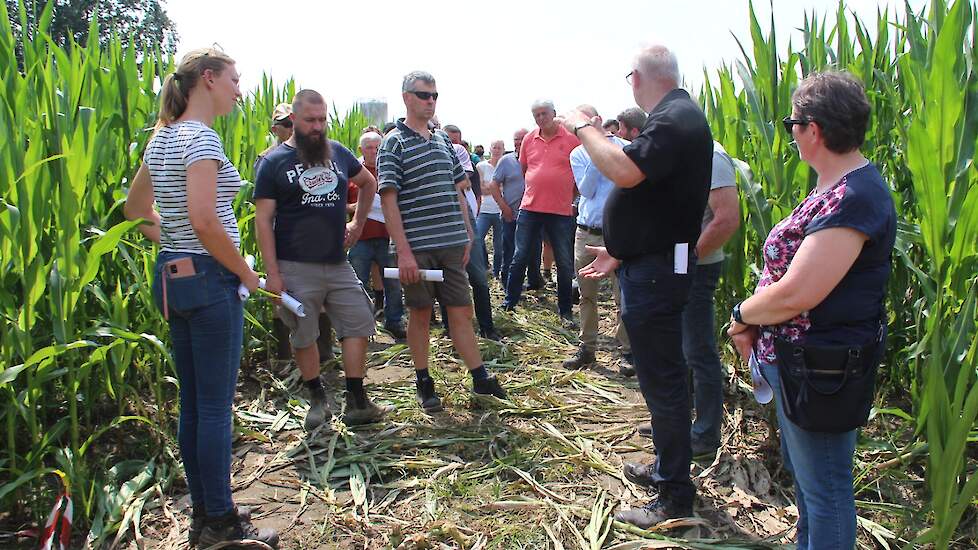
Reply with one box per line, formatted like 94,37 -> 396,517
274,119 -> 293,129
409,90 -> 439,101
782,116 -> 810,133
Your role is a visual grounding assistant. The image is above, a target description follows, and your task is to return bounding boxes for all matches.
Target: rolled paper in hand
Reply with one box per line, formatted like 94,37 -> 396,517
238,255 -> 257,300
749,352 -> 773,405
383,268 -> 444,282
277,291 -> 306,318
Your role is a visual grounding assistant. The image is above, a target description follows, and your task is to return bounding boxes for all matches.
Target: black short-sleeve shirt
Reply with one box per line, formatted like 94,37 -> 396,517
254,141 -> 362,263
603,89 -> 713,259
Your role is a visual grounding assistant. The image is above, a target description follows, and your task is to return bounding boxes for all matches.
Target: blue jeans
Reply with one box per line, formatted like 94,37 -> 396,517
761,362 -> 858,550
151,251 -> 243,517
682,261 -> 724,449
618,251 -> 696,507
499,217 -> 541,287
347,237 -> 403,326
504,210 -> 575,315
476,211 -> 504,278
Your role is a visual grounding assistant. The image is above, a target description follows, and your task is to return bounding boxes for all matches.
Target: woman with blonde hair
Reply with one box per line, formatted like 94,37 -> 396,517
125,48 -> 279,549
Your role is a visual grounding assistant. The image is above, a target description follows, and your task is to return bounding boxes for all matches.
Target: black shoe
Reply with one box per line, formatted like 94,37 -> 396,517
384,323 -> 407,340
502,303 -> 516,312
416,377 -> 444,413
198,507 -> 279,549
561,346 -> 595,369
481,328 -> 502,341
559,312 -> 577,329
472,374 -> 507,399
543,268 -> 552,281
188,506 -> 206,547
303,390 -> 332,432
622,461 -> 660,488
614,497 -> 692,529
571,285 -> 580,305
343,392 -> 394,426
620,352 -> 635,377
636,422 -> 652,439
691,439 -> 719,460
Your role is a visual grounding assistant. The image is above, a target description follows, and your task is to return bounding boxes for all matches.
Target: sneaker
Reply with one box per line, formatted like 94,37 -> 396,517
188,507 -> 206,547
614,497 -> 692,529
481,328 -> 502,341
471,374 -> 507,399
636,422 -> 652,439
384,323 -> 407,340
561,346 -> 595,369
197,507 -> 279,549
303,391 -> 332,432
343,393 -> 394,426
620,352 -> 635,377
559,312 -> 577,329
622,461 -> 660,488
416,377 -> 444,413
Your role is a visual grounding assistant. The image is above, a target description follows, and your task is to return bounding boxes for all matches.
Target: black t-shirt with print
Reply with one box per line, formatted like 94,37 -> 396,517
254,141 -> 362,263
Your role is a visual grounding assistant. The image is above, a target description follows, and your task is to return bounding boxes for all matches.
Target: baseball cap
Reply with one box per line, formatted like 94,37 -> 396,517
272,103 -> 292,123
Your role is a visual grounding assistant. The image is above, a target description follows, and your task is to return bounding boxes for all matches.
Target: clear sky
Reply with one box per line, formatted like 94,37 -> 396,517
167,0 -> 924,149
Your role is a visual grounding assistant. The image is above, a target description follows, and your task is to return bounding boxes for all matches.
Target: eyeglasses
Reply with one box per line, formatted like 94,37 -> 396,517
625,70 -> 635,85
782,116 -> 811,133
409,91 -> 439,101
274,119 -> 293,129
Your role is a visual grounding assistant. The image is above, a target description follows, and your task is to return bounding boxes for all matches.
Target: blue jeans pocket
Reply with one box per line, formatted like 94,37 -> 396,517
153,256 -> 229,317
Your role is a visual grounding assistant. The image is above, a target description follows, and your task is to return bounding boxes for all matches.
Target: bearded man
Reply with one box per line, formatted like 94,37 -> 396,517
254,89 -> 393,429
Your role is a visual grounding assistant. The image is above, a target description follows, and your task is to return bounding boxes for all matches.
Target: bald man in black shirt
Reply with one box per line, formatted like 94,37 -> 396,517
562,44 -> 712,528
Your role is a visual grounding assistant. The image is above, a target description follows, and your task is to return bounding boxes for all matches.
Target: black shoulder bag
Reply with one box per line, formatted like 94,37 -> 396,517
773,322 -> 884,433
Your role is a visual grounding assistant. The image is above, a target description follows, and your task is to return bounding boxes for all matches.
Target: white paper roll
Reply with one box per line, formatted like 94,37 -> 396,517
278,291 -> 306,318
237,255 -> 257,300
383,268 -> 444,282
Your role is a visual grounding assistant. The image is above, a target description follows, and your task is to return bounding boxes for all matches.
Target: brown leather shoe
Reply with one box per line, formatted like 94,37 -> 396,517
615,498 -> 692,529
623,461 -> 660,487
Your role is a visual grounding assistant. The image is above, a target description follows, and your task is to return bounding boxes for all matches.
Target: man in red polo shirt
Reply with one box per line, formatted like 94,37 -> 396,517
502,99 -> 580,324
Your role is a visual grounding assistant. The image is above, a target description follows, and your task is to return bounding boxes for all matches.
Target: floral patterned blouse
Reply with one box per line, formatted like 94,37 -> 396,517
755,163 -> 896,363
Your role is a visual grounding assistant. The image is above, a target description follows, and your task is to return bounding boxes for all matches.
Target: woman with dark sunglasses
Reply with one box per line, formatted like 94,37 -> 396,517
727,71 -> 895,549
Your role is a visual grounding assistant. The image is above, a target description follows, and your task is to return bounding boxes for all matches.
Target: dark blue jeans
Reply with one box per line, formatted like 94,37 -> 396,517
499,217 -> 542,287
682,260 -> 724,449
347,237 -> 404,326
618,251 -> 696,506
476,211 -> 504,278
504,210 -> 575,315
152,251 -> 243,517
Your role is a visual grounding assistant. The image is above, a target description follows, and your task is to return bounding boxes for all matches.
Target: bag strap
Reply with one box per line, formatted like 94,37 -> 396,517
791,345 -> 856,397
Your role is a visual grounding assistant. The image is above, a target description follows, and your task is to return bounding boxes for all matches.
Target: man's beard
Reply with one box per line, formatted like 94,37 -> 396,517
294,128 -> 330,167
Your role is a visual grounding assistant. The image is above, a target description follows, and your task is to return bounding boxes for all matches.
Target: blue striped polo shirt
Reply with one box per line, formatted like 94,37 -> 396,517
377,119 -> 470,252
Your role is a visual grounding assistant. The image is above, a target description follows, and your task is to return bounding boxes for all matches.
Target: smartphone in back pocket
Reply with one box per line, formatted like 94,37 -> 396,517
165,257 -> 197,279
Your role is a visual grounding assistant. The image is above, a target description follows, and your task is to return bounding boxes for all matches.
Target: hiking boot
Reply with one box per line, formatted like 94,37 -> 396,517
561,346 -> 595,369
384,322 -> 407,340
481,328 -> 502,342
416,376 -> 444,413
188,506 -> 206,547
614,497 -> 693,529
471,374 -> 507,399
198,507 -> 279,549
620,352 -> 635,377
637,422 -> 653,439
559,312 -> 577,329
623,461 -> 661,488
691,439 -> 719,461
303,391 -> 332,432
343,393 -> 394,426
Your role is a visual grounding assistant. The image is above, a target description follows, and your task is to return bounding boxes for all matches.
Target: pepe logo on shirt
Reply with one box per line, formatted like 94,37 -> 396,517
286,162 -> 342,207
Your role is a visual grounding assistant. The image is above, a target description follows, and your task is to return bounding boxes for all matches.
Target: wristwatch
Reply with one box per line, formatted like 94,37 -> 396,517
732,302 -> 745,324
574,121 -> 590,136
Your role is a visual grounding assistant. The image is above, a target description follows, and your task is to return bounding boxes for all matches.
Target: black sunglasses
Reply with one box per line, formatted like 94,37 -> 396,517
274,119 -> 293,129
782,116 -> 810,133
409,90 -> 439,101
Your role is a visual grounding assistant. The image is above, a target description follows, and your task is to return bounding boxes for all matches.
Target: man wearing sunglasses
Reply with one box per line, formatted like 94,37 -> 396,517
562,44 -> 713,528
377,71 -> 508,413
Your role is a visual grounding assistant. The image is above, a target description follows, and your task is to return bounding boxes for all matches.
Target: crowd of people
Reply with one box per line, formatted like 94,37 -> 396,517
124,41 -> 895,550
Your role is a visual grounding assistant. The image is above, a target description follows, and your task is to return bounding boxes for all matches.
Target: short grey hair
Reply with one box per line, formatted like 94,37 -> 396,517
402,71 -> 436,92
358,131 -> 382,148
531,99 -> 555,112
636,45 -> 680,85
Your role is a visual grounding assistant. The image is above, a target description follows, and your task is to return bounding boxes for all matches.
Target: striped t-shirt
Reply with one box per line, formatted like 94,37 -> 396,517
144,121 -> 242,254
376,120 -> 469,252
